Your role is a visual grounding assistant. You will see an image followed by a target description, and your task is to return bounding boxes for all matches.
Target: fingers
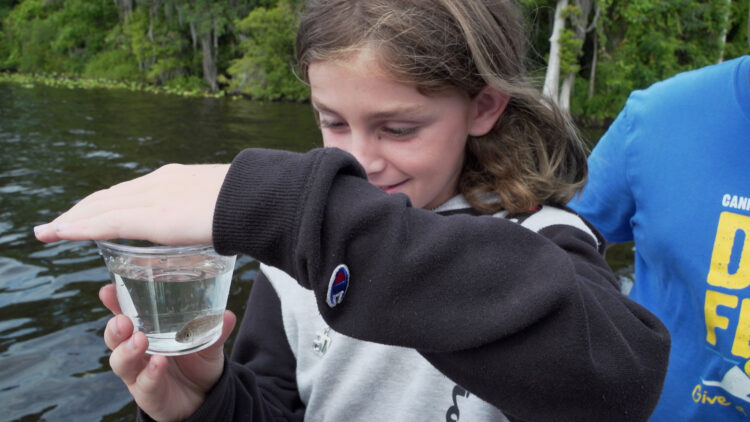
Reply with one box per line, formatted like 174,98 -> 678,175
35,207 -> 154,243
104,314 -> 133,350
109,330 -> 151,387
33,163 -> 228,245
33,223 -> 63,243
53,188 -> 143,224
102,311 -> 233,420
99,284 -> 122,315
104,311 -> 236,371
134,354 -> 169,395
103,321 -> 175,417
34,187 -> 145,243
36,207 -> 210,245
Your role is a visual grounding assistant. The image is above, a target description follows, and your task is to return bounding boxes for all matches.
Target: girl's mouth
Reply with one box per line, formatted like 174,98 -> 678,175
377,180 -> 407,194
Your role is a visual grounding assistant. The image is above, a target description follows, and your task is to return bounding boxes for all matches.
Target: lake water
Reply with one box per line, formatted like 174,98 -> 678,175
0,82 -> 633,421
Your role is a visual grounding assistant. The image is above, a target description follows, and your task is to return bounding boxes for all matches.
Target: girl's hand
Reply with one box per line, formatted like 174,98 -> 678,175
100,284 -> 236,422
33,163 -> 230,245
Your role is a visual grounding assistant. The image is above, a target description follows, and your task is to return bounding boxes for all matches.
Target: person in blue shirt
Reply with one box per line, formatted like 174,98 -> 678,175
570,12 -> 750,421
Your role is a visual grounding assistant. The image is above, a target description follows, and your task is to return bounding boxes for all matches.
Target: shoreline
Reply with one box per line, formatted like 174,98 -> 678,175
0,71 -> 608,128
0,72 -> 237,100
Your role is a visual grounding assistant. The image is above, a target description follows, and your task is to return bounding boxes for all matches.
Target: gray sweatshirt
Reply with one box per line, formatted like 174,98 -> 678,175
138,147 -> 670,422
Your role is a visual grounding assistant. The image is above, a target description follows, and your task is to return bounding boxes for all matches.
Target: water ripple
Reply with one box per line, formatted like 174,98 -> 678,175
68,129 -> 97,136
29,240 -> 93,259
0,232 -> 27,245
0,317 -> 33,335
0,185 -> 24,194
0,318 -> 133,421
85,150 -> 123,160
0,168 -> 33,178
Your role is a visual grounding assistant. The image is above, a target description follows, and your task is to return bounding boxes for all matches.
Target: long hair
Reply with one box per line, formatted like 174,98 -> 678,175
296,0 -> 587,214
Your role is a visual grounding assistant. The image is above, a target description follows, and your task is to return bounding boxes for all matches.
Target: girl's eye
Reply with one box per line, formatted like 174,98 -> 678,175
382,126 -> 418,137
320,120 -> 347,130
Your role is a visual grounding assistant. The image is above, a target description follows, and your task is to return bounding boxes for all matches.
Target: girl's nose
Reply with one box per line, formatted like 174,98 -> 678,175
349,132 -> 386,176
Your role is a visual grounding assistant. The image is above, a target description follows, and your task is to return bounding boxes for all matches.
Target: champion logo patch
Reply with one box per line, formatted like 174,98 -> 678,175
326,264 -> 350,308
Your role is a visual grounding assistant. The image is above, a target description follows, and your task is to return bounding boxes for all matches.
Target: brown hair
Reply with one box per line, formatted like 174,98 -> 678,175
296,0 -> 587,214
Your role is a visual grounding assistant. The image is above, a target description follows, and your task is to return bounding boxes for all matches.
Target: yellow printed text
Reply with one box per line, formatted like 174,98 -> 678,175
707,212 -> 749,290
692,384 -> 732,406
705,290 -> 738,346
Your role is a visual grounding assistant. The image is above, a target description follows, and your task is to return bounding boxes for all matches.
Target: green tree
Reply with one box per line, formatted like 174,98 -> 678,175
1,0 -> 117,73
49,0 -> 118,72
723,0 -> 749,60
1,0 -> 746,108
161,0 -> 266,92
0,0 -> 19,26
541,0 -> 598,112
228,0 -> 307,100
122,6 -> 190,84
524,0 -> 746,124
575,0 -> 743,122
2,0 -> 58,72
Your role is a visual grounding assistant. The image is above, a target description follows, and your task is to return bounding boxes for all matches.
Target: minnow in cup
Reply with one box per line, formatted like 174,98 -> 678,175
96,240 -> 236,356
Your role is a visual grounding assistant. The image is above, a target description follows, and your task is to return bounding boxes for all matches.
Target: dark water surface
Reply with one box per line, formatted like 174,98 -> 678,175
0,83 -> 319,422
0,83 -> 633,421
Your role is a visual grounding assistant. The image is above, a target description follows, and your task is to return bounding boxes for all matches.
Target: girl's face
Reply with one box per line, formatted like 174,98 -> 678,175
309,51 -> 480,210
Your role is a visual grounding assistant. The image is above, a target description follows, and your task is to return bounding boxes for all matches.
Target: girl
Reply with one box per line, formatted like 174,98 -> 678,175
34,0 -> 670,421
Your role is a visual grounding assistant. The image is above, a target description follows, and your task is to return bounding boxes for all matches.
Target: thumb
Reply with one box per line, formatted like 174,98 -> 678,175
197,310 -> 237,360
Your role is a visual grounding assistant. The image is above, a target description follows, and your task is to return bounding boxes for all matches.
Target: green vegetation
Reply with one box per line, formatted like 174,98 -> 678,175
0,0 -> 747,122
228,0 -> 306,100
0,0 -> 303,99
522,0 -> 748,124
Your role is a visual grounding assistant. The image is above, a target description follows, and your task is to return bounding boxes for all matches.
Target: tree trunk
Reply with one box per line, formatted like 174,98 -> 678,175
588,29 -> 597,99
148,2 -> 159,43
560,73 -> 575,112
190,22 -> 198,50
547,0 -> 596,110
543,0 -> 568,103
718,0 -> 731,63
213,19 -> 219,50
116,0 -> 133,22
587,4 -> 600,99
201,32 -> 218,92
557,0 -> 594,110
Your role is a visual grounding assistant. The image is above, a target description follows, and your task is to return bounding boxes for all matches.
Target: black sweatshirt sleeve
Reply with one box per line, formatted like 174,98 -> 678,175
213,147 -> 671,422
137,272 -> 305,422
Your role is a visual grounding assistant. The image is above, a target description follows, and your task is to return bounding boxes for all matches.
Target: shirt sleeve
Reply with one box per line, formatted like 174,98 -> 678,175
213,147 -> 670,422
569,104 -> 638,243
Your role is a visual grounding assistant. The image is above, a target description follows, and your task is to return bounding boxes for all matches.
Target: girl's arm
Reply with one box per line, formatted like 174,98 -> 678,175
214,147 -> 670,422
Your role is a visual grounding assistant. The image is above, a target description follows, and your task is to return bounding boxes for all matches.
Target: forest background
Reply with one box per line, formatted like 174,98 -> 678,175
0,0 -> 748,126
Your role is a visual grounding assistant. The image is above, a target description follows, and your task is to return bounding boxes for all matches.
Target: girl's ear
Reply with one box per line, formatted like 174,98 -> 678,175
468,85 -> 510,137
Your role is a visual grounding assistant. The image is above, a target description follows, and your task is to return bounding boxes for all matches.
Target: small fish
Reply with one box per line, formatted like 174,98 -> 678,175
175,313 -> 223,343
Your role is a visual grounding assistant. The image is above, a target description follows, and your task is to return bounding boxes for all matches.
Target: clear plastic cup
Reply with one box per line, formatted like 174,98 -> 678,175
96,240 -> 237,356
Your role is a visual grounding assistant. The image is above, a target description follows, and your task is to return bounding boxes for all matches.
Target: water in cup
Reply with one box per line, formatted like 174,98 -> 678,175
98,241 -> 236,356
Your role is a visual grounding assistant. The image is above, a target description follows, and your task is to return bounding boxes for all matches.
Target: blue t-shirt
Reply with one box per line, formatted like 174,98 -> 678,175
570,56 -> 750,421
